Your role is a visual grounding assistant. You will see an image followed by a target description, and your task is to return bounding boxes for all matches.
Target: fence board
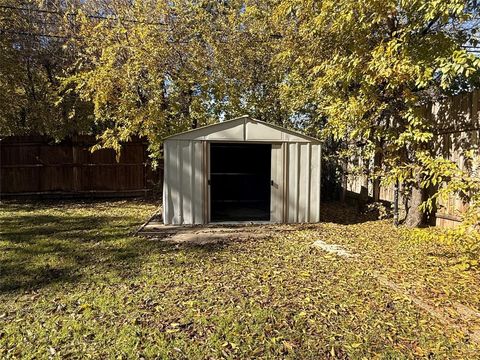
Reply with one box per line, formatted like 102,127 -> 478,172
0,136 -> 162,197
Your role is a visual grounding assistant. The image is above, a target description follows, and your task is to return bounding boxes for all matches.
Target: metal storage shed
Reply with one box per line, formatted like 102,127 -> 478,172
163,115 -> 321,224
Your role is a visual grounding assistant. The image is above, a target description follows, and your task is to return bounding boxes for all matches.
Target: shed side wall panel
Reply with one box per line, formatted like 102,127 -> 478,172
164,139 -> 181,225
173,141 -> 182,224
270,144 -> 284,222
287,143 -> 298,222
284,142 -> 321,224
298,143 -> 309,222
309,144 -> 321,222
162,143 -> 169,223
180,141 -> 192,224
164,139 -> 206,225
193,141 -> 205,224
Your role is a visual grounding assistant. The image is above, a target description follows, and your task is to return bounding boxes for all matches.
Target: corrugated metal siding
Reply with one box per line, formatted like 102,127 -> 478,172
270,143 -> 284,223
163,118 -> 321,225
310,143 -> 322,222
285,143 -> 321,223
163,140 -> 206,224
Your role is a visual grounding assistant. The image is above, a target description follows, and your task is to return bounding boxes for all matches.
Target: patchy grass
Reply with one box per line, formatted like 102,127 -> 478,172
1,200 -> 479,359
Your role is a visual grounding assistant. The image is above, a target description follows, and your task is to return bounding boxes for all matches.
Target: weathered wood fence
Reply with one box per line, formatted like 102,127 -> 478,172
0,136 -> 163,197
345,90 -> 480,227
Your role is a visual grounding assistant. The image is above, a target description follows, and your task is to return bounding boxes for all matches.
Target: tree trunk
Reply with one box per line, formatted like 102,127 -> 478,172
340,159 -> 347,202
373,145 -> 383,202
405,182 -> 426,227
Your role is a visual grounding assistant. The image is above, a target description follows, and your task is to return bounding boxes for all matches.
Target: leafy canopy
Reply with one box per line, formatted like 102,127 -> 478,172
61,0 -> 286,159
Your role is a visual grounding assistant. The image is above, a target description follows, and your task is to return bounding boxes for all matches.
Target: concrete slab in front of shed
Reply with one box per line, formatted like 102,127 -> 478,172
137,219 -> 297,245
166,231 -> 265,245
139,222 -> 199,237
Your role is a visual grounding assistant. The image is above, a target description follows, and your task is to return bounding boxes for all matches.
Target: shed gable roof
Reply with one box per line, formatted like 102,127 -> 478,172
164,115 -> 320,143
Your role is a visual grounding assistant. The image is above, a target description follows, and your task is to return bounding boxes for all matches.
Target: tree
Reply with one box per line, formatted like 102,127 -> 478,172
0,1 -> 92,138
58,0 -> 289,161
272,0 -> 480,226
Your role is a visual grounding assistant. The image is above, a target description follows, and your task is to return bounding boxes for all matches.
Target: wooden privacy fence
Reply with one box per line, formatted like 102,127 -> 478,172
0,135 -> 163,197
431,90 -> 479,226
345,90 -> 480,227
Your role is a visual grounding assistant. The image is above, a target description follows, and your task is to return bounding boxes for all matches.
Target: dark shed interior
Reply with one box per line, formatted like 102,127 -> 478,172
210,143 -> 271,222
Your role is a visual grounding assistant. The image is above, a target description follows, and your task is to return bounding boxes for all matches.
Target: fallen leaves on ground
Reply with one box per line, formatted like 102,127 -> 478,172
0,200 -> 479,358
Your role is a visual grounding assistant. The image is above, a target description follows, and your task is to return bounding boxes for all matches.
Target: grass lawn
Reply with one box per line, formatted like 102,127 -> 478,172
1,200 -> 479,359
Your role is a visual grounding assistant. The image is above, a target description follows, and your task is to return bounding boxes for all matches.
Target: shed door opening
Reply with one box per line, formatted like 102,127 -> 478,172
210,143 -> 271,222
